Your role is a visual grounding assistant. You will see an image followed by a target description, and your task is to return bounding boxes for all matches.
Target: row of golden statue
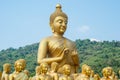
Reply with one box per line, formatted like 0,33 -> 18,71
0,59 -> 119,80
0,3 -> 119,80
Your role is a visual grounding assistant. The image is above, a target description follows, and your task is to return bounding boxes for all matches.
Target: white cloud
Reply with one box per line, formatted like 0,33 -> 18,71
78,25 -> 90,34
90,38 -> 102,42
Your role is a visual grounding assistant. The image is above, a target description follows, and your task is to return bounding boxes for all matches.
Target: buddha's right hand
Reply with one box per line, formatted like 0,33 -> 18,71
60,48 -> 69,60
63,48 -> 69,54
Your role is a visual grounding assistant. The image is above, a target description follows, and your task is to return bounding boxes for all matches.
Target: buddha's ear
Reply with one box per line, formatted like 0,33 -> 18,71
49,22 -> 53,27
49,23 -> 54,33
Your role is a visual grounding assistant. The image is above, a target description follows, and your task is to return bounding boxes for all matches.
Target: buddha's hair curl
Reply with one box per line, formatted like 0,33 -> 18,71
50,4 -> 68,24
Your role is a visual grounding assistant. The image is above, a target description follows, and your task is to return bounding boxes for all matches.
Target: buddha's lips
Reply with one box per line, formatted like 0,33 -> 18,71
60,27 -> 66,31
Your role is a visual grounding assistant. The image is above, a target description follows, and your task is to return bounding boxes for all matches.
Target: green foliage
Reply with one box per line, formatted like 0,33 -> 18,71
0,43 -> 39,76
76,39 -> 120,76
0,39 -> 120,77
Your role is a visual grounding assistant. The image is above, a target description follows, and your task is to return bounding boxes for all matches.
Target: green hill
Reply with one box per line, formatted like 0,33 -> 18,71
0,39 -> 120,76
76,39 -> 120,76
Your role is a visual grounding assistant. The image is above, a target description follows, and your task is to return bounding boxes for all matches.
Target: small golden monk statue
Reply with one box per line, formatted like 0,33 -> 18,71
24,70 -> 29,77
18,59 -> 30,77
9,60 -> 28,80
37,3 -> 79,74
31,66 -> 41,80
59,64 -> 73,80
101,67 -> 115,80
1,63 -> 11,80
37,62 -> 52,80
90,70 -> 94,80
48,62 -> 59,80
93,74 -> 100,80
75,64 -> 92,80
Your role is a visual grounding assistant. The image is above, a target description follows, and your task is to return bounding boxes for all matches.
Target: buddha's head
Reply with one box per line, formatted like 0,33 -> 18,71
49,4 -> 68,35
3,63 -> 11,73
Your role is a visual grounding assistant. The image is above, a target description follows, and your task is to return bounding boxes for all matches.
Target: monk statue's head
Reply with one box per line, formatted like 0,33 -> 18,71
35,66 -> 41,75
49,4 -> 68,34
51,62 -> 59,72
14,60 -> 23,72
62,64 -> 71,76
94,74 -> 100,80
3,63 -> 11,73
82,64 -> 91,77
24,70 -> 29,76
102,67 -> 113,77
18,59 -> 26,70
40,62 -> 49,74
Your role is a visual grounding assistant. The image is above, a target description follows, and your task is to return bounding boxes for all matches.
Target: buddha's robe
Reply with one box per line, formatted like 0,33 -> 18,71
47,36 -> 79,73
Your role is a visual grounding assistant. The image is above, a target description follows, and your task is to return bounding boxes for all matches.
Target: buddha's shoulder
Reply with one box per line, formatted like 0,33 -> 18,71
65,37 -> 75,45
40,36 -> 75,44
40,36 -> 52,42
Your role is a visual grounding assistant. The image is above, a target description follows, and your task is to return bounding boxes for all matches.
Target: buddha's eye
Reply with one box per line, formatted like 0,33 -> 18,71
58,20 -> 62,24
64,21 -> 67,25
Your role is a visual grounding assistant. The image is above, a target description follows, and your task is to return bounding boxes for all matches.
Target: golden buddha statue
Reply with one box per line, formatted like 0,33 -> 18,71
75,64 -> 91,80
9,60 -> 28,80
1,63 -> 11,80
37,3 -> 79,74
37,62 -> 52,80
59,64 -> 73,80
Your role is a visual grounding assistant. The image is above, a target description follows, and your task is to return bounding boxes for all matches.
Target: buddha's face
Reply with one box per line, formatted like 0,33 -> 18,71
15,62 -> 22,72
52,16 -> 67,35
64,66 -> 71,75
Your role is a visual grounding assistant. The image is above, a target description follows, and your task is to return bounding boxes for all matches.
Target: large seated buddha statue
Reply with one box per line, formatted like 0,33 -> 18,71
37,4 -> 79,74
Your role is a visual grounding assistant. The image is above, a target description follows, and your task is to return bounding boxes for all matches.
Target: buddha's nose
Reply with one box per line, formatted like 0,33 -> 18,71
62,22 -> 66,27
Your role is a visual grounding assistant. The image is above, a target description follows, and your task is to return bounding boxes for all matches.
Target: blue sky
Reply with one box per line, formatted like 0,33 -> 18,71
0,0 -> 120,50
